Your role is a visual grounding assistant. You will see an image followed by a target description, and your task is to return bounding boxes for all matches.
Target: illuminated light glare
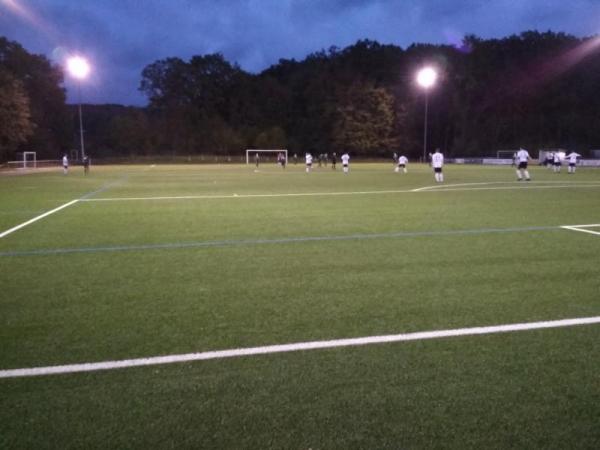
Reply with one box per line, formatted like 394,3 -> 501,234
2,0 -> 30,19
51,46 -> 68,61
1,0 -> 53,35
67,56 -> 90,79
417,67 -> 437,89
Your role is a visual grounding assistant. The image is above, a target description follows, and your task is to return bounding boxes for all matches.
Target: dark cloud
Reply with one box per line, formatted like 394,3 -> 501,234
1,0 -> 599,105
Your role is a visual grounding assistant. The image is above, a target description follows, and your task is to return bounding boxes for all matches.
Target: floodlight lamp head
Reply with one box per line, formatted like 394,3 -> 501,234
417,67 -> 437,89
67,56 -> 90,79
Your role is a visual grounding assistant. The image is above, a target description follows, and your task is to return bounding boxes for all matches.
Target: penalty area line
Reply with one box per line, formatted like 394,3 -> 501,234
0,174 -> 132,239
79,182 -> 600,202
1,316 -> 599,379
561,224 -> 600,236
0,200 -> 79,239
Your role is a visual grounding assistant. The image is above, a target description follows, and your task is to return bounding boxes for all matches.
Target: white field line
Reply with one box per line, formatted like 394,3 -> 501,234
411,181 -> 515,192
80,189 -> 413,202
410,180 -> 600,192
412,183 -> 600,193
0,174 -> 132,239
560,223 -> 600,227
0,200 -> 79,239
561,224 -> 600,236
1,316 -> 599,379
80,182 -> 600,202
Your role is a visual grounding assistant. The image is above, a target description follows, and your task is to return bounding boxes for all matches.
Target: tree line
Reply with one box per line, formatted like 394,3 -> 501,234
2,31 -> 600,162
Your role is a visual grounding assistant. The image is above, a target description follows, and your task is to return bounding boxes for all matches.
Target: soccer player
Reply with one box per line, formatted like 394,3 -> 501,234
277,152 -> 286,169
515,148 -> 531,181
565,151 -> 582,173
331,152 -> 337,170
545,151 -> 554,168
553,151 -> 562,173
305,152 -> 313,172
395,155 -> 408,173
62,154 -> 69,175
341,152 -> 350,173
431,148 -> 444,182
254,152 -> 260,168
83,155 -> 90,175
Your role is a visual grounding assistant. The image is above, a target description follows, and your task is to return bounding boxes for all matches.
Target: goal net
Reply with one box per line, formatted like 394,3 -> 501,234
496,149 -> 519,159
11,151 -> 37,169
6,160 -> 63,170
6,152 -> 62,171
246,149 -> 287,165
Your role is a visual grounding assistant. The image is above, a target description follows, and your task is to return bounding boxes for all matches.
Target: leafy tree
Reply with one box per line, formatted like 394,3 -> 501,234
108,109 -> 154,156
136,32 -> 600,158
0,69 -> 33,161
254,126 -> 287,149
0,37 -> 70,158
331,83 -> 397,155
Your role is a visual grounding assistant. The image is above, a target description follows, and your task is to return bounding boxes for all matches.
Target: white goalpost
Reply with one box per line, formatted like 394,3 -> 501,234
23,151 -> 36,168
7,151 -> 37,169
246,149 -> 287,165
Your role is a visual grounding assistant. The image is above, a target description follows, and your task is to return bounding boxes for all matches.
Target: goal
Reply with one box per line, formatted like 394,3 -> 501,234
11,151 -> 37,169
6,152 -> 62,171
246,149 -> 287,165
496,149 -> 518,159
6,159 -> 62,170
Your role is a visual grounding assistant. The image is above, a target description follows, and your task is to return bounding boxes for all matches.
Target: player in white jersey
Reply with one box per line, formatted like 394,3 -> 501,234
553,152 -> 562,173
395,155 -> 408,173
431,149 -> 444,182
341,152 -> 350,173
515,148 -> 531,181
305,153 -> 313,172
62,155 -> 69,175
565,151 -> 581,173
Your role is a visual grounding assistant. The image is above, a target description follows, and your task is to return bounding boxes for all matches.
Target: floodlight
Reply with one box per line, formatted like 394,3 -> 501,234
67,56 -> 90,80
416,67 -> 437,89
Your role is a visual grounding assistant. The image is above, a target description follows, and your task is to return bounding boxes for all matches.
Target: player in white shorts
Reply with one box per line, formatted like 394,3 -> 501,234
341,152 -> 350,173
553,152 -> 562,173
62,155 -> 69,175
305,153 -> 313,172
515,148 -> 531,181
431,149 -> 444,182
565,151 -> 581,173
395,155 -> 408,173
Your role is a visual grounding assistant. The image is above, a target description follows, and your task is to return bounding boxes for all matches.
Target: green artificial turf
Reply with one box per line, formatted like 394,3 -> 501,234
1,162 -> 599,449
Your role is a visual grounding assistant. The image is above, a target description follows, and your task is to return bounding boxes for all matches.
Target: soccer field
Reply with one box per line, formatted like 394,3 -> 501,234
1,162 -> 599,449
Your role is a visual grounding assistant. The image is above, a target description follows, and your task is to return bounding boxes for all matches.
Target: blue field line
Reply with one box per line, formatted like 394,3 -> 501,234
79,165 -> 157,200
79,175 -> 130,200
0,225 -> 562,257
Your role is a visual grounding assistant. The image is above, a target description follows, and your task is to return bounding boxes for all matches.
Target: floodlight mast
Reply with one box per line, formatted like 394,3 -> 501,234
67,56 -> 90,160
416,67 -> 437,163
